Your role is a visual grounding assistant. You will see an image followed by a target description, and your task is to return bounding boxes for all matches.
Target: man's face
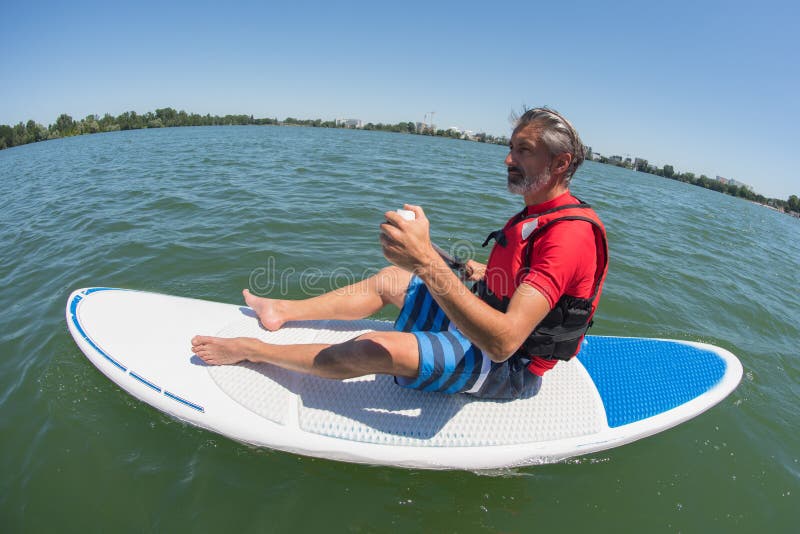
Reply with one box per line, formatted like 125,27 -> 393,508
505,124 -> 553,195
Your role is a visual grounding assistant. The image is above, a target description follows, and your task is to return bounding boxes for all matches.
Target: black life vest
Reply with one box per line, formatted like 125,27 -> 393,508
477,200 -> 609,361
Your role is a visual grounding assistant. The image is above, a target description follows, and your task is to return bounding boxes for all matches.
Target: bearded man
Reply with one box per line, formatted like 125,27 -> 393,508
192,108 -> 608,400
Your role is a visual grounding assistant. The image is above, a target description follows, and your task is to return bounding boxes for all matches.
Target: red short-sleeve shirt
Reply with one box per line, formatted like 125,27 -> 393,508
486,192 -> 602,375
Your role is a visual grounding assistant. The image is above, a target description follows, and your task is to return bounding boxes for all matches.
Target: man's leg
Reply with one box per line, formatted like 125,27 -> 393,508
243,266 -> 413,330
191,330 -> 420,380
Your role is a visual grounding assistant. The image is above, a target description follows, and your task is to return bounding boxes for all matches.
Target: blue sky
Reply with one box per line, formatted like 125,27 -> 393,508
2,0 -> 797,198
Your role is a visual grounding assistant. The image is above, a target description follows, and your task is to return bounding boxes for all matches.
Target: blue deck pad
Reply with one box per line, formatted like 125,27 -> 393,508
578,337 -> 727,428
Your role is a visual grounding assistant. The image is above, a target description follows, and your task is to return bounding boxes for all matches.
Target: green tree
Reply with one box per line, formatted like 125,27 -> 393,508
12,122 -> 28,146
83,114 -> 101,134
32,121 -> 48,141
155,107 -> 178,126
788,195 -> 800,212
99,113 -> 118,132
26,120 -> 42,142
55,113 -> 76,136
117,111 -> 144,130
0,124 -> 13,148
663,164 -> 675,178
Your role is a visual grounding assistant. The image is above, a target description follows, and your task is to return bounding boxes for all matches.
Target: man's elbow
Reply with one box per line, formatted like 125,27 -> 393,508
480,324 -> 527,362
485,341 -> 523,363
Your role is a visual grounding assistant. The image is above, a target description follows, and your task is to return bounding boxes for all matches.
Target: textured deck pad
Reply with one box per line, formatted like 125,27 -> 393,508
207,318 -> 393,425
579,337 -> 728,427
207,316 -> 605,446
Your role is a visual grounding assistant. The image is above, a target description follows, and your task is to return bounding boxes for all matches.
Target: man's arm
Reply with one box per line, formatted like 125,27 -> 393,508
380,205 -> 550,361
416,254 -> 550,360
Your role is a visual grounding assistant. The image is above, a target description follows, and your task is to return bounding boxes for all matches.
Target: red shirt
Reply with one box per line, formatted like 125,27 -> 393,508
485,191 -> 603,375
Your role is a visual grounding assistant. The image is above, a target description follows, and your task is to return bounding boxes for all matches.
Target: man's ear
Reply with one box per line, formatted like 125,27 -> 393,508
551,153 -> 572,176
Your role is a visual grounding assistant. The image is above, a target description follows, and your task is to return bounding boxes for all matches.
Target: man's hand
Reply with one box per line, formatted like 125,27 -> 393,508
380,204 -> 438,272
462,259 -> 487,282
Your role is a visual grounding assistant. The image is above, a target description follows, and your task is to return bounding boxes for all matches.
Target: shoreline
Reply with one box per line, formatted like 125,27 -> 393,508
2,110 -> 797,217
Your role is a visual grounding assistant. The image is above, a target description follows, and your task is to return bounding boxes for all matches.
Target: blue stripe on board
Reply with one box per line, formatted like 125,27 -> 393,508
71,289 -> 205,415
129,371 -> 161,393
84,287 -> 118,295
164,391 -> 205,413
578,336 -> 727,428
69,293 -> 128,373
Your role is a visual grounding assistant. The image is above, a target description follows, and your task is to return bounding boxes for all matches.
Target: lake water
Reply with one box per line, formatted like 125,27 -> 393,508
1,125 -> 798,531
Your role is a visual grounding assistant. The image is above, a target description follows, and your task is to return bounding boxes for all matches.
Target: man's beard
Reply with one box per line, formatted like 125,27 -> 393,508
507,165 -> 551,195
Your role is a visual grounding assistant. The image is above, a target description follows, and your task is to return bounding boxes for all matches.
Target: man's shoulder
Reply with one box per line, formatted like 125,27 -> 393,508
524,218 -> 598,304
533,216 -> 598,247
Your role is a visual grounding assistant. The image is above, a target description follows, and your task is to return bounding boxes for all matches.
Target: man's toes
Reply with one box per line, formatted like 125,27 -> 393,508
192,335 -> 213,346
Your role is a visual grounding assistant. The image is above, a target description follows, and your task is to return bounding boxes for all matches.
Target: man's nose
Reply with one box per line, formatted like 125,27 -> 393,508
504,152 -> 514,166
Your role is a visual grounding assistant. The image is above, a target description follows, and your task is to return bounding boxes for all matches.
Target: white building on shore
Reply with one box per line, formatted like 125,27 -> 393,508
716,175 -> 752,190
335,118 -> 362,128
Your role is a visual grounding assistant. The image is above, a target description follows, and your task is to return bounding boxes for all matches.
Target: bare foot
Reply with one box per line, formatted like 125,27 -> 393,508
191,335 -> 263,366
243,289 -> 288,331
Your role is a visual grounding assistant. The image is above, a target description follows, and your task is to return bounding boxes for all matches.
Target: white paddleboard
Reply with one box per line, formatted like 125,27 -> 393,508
66,287 -> 742,470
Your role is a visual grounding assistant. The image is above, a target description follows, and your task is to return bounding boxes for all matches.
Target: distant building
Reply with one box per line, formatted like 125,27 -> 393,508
610,155 -> 622,163
717,175 -> 751,190
335,118 -> 362,128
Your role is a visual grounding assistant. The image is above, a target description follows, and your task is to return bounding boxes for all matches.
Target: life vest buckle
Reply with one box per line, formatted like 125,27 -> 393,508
482,229 -> 507,248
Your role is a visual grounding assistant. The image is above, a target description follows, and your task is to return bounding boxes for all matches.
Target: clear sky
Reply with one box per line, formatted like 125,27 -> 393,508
2,0 -> 797,198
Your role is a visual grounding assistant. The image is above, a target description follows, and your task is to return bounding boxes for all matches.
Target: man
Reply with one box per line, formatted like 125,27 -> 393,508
192,108 -> 608,399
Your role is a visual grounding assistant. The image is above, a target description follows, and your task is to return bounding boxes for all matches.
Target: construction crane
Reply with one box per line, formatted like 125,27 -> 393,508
421,112 -> 437,133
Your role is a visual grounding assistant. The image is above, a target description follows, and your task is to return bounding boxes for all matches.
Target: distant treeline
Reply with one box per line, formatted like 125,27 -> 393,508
592,153 -> 799,215
0,109 -> 278,147
1,108 -> 797,215
0,108 -> 507,151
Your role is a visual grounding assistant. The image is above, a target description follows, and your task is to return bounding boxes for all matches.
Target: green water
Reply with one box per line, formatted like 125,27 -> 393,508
1,126 -> 798,531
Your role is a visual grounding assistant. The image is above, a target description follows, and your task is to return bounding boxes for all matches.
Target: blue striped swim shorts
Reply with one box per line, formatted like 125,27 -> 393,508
393,276 -> 541,400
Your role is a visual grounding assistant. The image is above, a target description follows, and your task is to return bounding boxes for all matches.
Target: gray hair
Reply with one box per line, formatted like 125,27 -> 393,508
512,107 -> 585,184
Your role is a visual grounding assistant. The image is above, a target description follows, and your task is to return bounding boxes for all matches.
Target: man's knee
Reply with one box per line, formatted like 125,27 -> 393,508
312,331 -> 418,379
356,331 -> 419,378
375,266 -> 412,307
